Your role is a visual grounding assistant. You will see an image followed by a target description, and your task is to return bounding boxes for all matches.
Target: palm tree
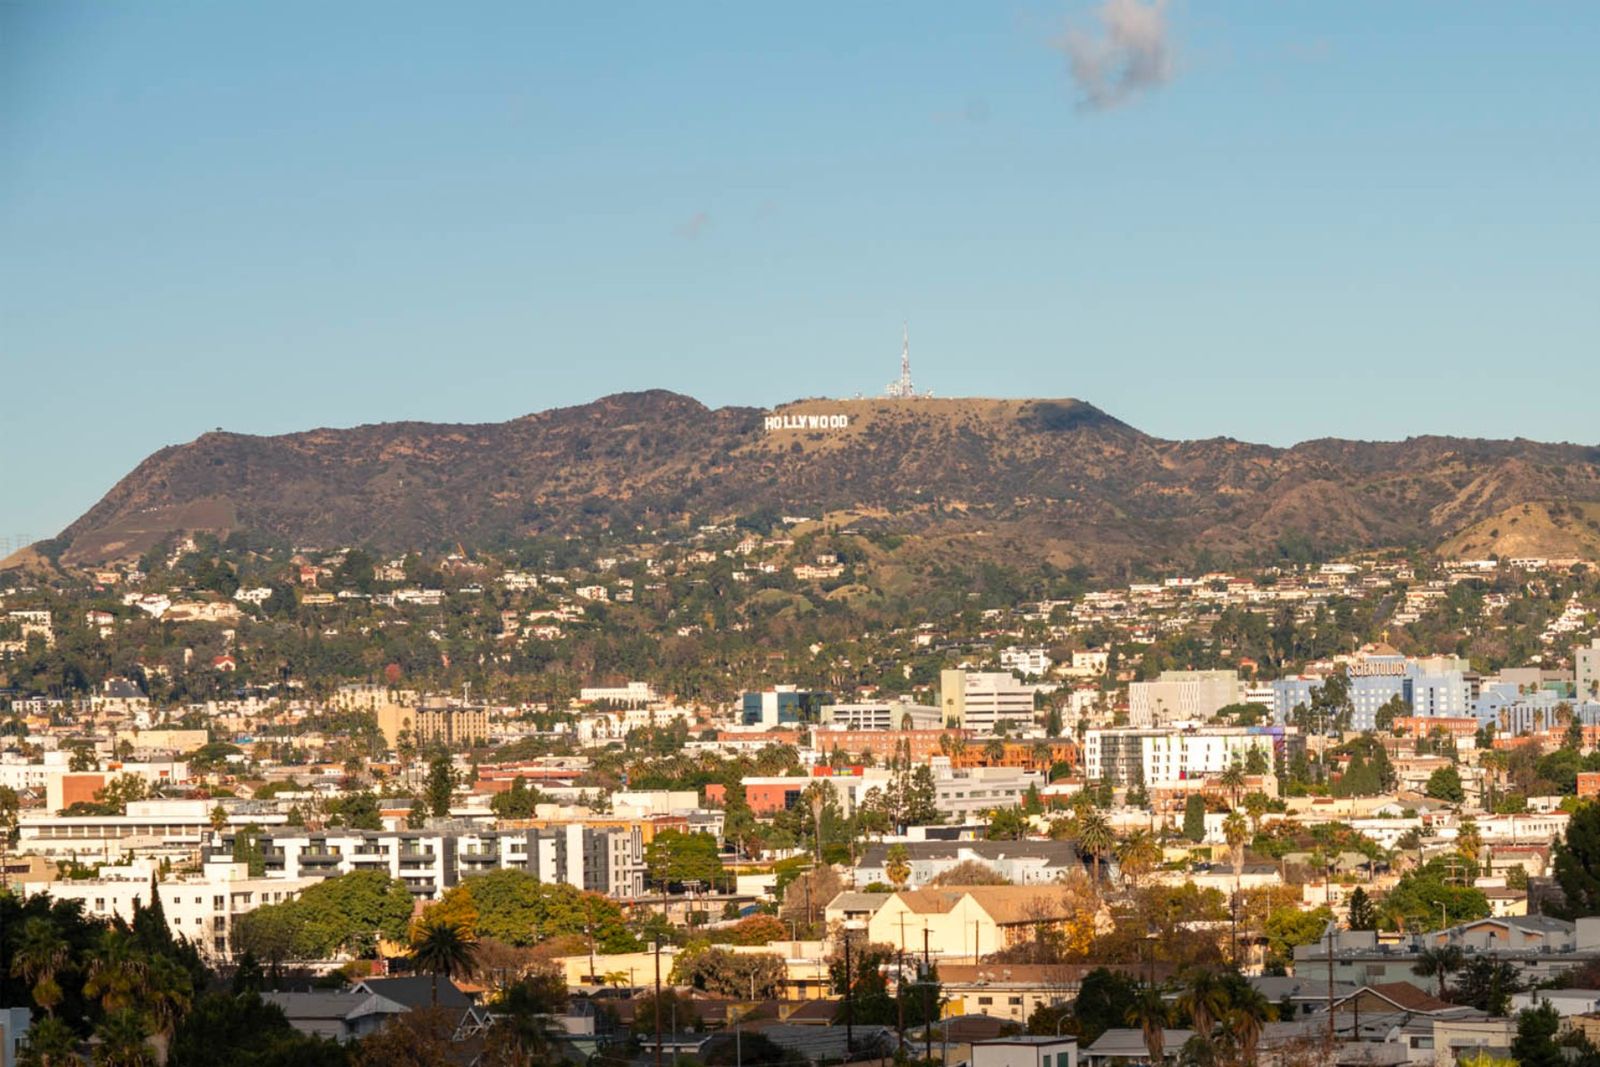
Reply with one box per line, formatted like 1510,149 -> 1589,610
1222,985 -> 1275,1066
885,844 -> 911,890
1222,812 -> 1249,893
1242,792 -> 1270,835
142,954 -> 194,1060
10,918 -> 70,1016
17,1014 -> 78,1066
1412,944 -> 1465,999
1218,763 -> 1246,810
410,919 -> 479,1006
1030,742 -> 1053,772
92,1008 -> 154,1067
984,738 -> 1006,763
1077,811 -> 1113,883
83,930 -> 150,1015
1177,968 -> 1228,1043
1116,829 -> 1162,893
1126,985 -> 1170,1064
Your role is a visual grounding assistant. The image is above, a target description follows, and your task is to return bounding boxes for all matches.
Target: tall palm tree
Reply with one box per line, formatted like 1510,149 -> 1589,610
83,930 -> 150,1016
1031,742 -> 1054,772
10,918 -> 70,1016
984,738 -> 1006,763
1077,810 -> 1114,883
1222,813 -> 1250,893
142,954 -> 194,1059
410,919 -> 479,1006
1177,968 -> 1228,1043
1218,763 -> 1246,810
1126,986 -> 1170,1064
1222,984 -> 1275,1065
1412,944 -> 1465,999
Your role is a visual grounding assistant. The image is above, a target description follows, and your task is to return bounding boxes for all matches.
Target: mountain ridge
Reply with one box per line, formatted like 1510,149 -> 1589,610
51,391 -> 1600,569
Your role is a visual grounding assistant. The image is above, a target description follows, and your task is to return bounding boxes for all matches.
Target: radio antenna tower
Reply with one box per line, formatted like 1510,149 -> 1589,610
885,322 -> 916,398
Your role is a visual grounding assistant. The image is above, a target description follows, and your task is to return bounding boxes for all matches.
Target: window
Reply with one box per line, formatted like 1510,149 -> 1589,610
1009,996 -> 1022,1005
978,997 -> 992,1006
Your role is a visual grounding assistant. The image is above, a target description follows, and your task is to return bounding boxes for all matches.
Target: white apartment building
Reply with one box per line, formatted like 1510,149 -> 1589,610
225,824 -> 646,900
999,647 -> 1053,677
17,799 -> 288,862
940,670 -> 1039,734
579,682 -> 658,706
1127,670 -> 1243,727
1083,727 -> 1290,787
20,860 -> 317,959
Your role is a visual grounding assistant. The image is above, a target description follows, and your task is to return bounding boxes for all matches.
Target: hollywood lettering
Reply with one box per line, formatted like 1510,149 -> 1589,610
764,413 -> 851,431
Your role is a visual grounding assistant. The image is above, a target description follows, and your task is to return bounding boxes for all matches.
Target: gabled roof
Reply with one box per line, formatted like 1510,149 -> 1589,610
353,975 -> 474,1011
889,885 -> 1086,924
1083,1027 -> 1195,1057
1332,981 -> 1454,1015
263,991 -> 408,1023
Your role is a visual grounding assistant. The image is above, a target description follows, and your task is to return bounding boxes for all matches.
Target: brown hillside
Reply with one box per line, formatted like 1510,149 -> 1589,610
50,391 -> 1600,569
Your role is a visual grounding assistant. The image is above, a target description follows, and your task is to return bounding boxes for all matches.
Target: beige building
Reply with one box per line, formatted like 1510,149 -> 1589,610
375,703 -> 490,749
867,885 -> 1089,961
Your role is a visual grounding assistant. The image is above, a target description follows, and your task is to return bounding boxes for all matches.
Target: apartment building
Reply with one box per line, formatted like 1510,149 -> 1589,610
374,702 -> 491,749
20,860 -> 315,959
216,824 -> 646,899
1082,726 -> 1301,787
16,799 -> 290,862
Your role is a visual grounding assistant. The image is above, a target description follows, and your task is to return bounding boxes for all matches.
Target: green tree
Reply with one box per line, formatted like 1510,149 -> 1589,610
1071,968 -> 1143,1044
1426,765 -> 1466,803
645,830 -> 725,891
1510,1002 -> 1565,1067
1347,887 -> 1376,931
423,753 -> 454,818
1553,802 -> 1600,919
1183,795 -> 1207,843
986,806 -> 1028,842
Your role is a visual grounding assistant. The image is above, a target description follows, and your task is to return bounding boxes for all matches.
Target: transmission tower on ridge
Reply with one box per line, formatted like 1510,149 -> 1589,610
884,322 -> 916,398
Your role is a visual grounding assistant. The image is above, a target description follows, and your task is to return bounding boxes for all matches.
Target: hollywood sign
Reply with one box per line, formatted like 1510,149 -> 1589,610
764,413 -> 851,431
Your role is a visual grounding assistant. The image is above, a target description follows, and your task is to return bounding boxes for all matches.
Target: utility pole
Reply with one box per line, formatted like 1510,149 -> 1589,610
923,925 -> 933,1066
654,937 -> 663,1067
1326,861 -> 1336,1047
844,928 -> 855,1058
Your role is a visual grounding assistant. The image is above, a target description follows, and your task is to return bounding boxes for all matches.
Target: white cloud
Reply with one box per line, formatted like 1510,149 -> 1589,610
1056,0 -> 1175,111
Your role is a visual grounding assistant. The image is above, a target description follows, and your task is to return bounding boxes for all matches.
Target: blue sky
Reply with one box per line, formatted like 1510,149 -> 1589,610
3,2 -> 1599,544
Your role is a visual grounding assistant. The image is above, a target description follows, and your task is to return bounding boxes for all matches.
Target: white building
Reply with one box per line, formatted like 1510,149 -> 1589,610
940,670 -> 1039,735
1127,670 -> 1243,727
999,647 -> 1053,677
578,682 -> 658,707
822,700 -> 942,732
20,860 -> 317,959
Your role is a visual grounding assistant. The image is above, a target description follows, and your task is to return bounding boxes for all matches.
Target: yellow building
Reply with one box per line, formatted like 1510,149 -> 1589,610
375,703 -> 490,749
867,885 -> 1088,961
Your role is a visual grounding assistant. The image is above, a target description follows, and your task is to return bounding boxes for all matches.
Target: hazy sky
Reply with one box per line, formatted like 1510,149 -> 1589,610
4,2 -> 1599,543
